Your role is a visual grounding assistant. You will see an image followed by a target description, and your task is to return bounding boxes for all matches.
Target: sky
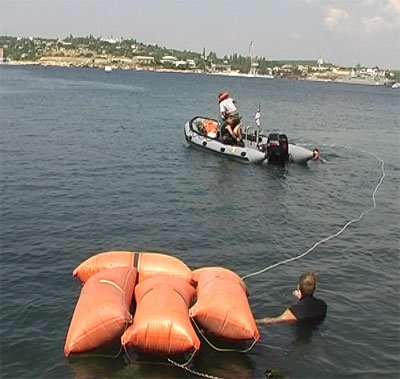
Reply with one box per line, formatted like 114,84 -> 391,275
1,0 -> 399,69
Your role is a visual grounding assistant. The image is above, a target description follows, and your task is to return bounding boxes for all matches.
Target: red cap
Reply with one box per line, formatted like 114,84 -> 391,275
218,92 -> 229,103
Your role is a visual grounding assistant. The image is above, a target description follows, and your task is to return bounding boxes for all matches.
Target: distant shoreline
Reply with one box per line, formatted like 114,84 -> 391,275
1,60 -> 396,88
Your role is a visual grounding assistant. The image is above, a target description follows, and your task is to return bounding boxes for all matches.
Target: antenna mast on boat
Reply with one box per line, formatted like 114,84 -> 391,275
255,103 -> 261,129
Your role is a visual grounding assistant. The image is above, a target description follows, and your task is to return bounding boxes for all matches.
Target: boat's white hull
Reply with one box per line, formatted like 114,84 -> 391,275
184,120 -> 266,164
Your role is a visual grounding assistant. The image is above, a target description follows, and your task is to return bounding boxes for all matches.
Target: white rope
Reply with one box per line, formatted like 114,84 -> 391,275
191,317 -> 258,353
241,152 -> 385,281
99,279 -> 124,293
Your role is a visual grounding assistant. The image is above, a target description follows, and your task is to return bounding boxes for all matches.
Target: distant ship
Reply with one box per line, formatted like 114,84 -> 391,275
104,66 -> 112,72
209,71 -> 274,79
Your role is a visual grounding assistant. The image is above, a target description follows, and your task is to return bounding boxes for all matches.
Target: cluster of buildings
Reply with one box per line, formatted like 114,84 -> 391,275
34,54 -> 201,72
206,59 -> 393,85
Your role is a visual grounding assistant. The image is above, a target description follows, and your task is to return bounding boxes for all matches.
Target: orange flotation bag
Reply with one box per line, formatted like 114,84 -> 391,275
203,119 -> 218,136
121,277 -> 200,356
189,267 -> 259,341
64,266 -> 137,356
72,251 -> 193,284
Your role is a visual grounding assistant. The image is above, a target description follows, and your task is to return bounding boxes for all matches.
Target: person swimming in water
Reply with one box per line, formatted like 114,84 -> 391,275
312,147 -> 327,163
256,272 -> 327,324
312,147 -> 321,161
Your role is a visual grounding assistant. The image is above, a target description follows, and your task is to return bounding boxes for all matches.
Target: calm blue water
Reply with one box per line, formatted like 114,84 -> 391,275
1,65 -> 399,379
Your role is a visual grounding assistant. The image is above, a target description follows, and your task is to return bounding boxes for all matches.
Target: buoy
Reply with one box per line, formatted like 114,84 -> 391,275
121,276 -> 200,356
72,251 -> 193,284
64,266 -> 137,356
189,267 -> 259,341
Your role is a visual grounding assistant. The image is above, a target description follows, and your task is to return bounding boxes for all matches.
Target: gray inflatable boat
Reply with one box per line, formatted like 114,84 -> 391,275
184,116 -> 314,165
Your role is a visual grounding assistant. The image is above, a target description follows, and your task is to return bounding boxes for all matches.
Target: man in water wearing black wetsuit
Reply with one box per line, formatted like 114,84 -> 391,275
257,272 -> 327,324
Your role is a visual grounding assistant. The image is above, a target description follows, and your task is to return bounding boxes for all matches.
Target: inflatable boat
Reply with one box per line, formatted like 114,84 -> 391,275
184,116 -> 314,165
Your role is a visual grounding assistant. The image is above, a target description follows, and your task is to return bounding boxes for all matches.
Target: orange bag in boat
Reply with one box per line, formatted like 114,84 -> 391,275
121,277 -> 200,356
203,119 -> 218,137
189,267 -> 259,341
64,266 -> 137,356
72,251 -> 193,284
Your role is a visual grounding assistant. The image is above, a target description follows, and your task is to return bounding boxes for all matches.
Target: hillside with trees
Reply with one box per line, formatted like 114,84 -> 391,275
1,35 -> 398,82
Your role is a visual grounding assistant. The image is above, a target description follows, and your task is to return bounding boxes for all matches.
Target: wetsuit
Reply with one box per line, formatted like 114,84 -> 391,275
289,295 -> 327,322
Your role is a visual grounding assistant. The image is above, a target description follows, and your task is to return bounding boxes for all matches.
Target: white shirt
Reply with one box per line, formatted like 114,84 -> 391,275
219,98 -> 238,119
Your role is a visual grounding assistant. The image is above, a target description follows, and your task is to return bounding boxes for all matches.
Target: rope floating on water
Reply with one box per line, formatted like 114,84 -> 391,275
241,151 -> 385,281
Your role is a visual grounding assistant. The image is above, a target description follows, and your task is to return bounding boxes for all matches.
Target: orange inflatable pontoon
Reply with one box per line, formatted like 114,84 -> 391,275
189,267 -> 259,342
121,277 -> 200,356
72,251 -> 193,284
64,266 -> 137,356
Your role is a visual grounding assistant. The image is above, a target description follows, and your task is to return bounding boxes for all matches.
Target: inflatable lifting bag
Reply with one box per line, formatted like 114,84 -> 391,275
189,267 -> 259,341
64,266 -> 137,356
73,251 -> 192,284
121,277 -> 200,356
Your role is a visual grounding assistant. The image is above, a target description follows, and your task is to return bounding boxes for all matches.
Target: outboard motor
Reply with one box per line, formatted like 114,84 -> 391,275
266,133 -> 289,165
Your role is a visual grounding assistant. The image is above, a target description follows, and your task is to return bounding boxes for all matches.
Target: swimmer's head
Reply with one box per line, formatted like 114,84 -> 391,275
298,272 -> 317,296
312,147 -> 321,160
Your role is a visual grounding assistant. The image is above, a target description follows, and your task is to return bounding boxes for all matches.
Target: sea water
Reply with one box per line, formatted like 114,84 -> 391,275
1,65 -> 399,378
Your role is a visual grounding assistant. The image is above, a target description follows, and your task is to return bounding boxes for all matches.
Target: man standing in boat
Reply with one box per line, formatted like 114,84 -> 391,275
218,92 -> 244,147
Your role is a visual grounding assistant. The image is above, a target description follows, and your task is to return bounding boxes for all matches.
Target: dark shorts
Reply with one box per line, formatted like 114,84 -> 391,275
228,113 -> 240,128
221,113 -> 240,134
